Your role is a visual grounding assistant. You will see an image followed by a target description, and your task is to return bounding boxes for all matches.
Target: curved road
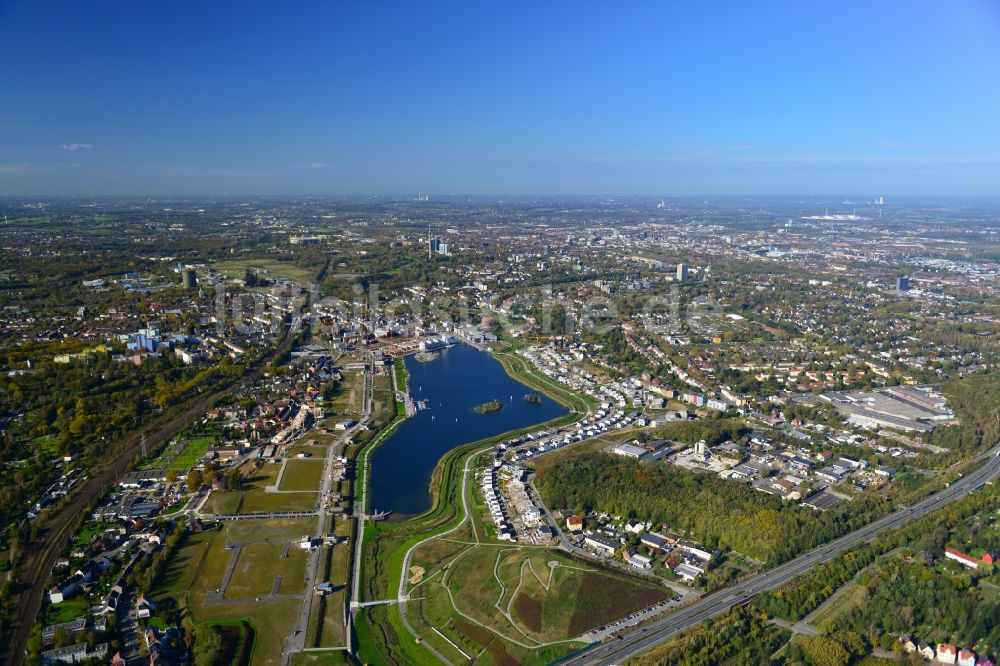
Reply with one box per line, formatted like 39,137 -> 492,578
394,450 -> 480,664
565,443 -> 1000,666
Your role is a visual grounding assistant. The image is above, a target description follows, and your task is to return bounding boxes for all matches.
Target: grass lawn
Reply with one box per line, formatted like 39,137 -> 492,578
216,258 -> 317,286
42,597 -> 91,625
470,547 -> 661,640
287,443 -> 329,458
245,462 -> 283,488
321,588 -> 347,647
327,371 -> 363,419
527,430 -> 637,476
330,542 -> 351,584
204,462 -> 319,514
171,435 -> 218,469
226,542 -> 309,598
307,545 -> 347,649
209,620 -> 255,666
143,421 -> 223,470
30,435 -> 58,456
190,597 -> 302,666
290,652 -> 350,665
239,490 -> 318,514
410,537 -> 470,577
410,542 -> 667,660
805,581 -> 867,630
152,530 -> 215,596
280,459 -> 326,492
202,491 -> 243,515
153,519 -> 318,600
151,518 -> 320,666
353,608 -> 389,666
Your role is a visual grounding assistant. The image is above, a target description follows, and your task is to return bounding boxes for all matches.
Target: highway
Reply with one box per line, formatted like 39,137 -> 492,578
564,443 -> 1000,666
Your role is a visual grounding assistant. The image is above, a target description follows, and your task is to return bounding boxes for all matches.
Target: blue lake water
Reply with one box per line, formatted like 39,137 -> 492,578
369,343 -> 567,517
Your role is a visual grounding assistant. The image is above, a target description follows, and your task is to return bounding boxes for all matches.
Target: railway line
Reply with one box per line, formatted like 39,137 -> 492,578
1,316 -> 304,664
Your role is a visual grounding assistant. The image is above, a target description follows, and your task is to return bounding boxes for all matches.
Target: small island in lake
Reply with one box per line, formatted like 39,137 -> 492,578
523,393 -> 543,404
473,399 -> 503,414
414,351 -> 440,362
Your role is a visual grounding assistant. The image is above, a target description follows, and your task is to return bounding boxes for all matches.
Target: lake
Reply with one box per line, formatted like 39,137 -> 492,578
368,343 -> 567,517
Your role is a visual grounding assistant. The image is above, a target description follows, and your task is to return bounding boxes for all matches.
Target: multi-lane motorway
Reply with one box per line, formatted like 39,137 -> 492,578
565,443 -> 1000,666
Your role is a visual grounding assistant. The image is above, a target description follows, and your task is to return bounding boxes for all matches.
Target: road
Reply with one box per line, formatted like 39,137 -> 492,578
394,449 -> 480,664
563,443 -> 1000,666
116,587 -> 143,666
349,353 -> 376,608
285,352 -> 374,662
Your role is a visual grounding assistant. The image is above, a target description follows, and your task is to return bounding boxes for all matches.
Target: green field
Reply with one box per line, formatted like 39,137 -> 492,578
280,459 -> 326,491
42,597 -> 91,626
327,370 -> 364,420
30,435 -> 58,456
151,518 -> 317,666
143,422 -> 223,470
216,258 -> 317,286
805,581 -> 867,631
306,544 -> 349,649
287,442 -> 329,458
527,429 -> 638,476
227,542 -> 309,598
172,436 -> 218,469
290,652 -> 350,666
205,488 -> 318,514
202,462 -> 319,514
410,541 -> 668,648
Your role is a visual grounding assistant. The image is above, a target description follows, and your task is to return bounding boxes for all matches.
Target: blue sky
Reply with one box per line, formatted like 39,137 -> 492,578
2,1 -> 1000,195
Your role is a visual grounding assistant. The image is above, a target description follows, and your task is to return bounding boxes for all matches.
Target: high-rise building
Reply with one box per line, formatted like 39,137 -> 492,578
438,242 -> 451,256
182,267 -> 197,289
677,263 -> 689,281
896,276 -> 909,291
429,237 -> 441,255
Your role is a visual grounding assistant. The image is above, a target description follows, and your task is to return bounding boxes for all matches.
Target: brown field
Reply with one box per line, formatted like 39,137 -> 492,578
513,593 -> 543,633
452,619 -> 519,666
567,571 -> 667,635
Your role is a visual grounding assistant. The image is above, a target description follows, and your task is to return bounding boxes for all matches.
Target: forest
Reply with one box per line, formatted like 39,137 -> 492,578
756,484 -> 1000,625
534,453 -> 893,563
0,347 -> 245,548
630,607 -> 789,666
925,369 -> 1000,461
653,417 -> 750,446
837,557 -> 1000,651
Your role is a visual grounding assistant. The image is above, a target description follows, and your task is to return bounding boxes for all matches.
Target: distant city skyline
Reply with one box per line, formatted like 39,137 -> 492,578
2,1 -> 1000,196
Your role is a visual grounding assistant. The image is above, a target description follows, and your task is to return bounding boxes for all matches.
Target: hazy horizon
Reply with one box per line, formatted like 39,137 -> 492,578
3,1 -> 1000,196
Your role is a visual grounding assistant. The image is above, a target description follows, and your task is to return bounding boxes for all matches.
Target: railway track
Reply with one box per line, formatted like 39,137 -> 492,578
1,322 -> 303,664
